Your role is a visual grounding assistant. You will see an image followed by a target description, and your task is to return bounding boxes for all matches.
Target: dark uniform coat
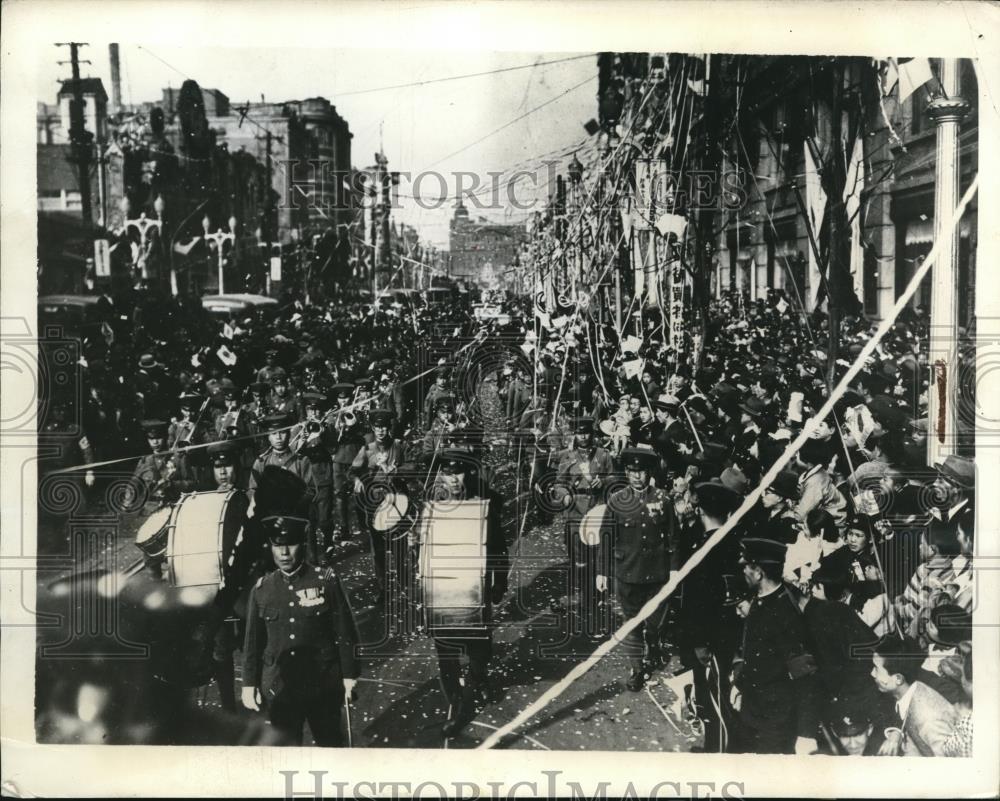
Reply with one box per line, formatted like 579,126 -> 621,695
242,562 -> 360,698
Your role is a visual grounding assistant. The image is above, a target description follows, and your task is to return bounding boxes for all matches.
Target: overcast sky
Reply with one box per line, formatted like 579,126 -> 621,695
38,45 -> 597,247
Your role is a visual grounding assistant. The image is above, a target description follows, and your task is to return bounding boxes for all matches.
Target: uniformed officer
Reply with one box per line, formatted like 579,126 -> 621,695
422,450 -> 509,737
249,413 -> 314,496
242,381 -> 271,433
553,417 -> 615,611
241,515 -> 361,746
169,392 -> 205,449
597,448 -> 676,691
732,537 -> 820,754
213,382 -> 247,442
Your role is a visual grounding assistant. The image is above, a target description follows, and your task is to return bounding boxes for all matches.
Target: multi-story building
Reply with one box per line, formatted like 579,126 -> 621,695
448,199 -> 528,287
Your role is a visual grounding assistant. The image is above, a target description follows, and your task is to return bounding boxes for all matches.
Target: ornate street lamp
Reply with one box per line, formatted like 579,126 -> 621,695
203,214 -> 237,294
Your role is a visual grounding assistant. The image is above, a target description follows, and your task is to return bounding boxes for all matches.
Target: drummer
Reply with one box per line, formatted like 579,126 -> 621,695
350,409 -> 410,595
423,449 -> 509,738
207,440 -> 247,491
249,413 -> 314,497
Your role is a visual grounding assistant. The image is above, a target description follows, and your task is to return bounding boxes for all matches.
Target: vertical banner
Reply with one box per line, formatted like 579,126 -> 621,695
844,135 -> 866,302
270,256 -> 282,282
804,142 -> 827,310
93,239 -> 111,277
668,258 -> 685,352
633,159 -> 670,232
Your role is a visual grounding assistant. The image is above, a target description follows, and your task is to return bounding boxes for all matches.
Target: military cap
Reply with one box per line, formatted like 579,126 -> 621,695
331,382 -> 354,399
261,412 -> 291,431
369,409 -> 394,428
573,417 -> 595,435
221,380 -> 240,399
178,392 -> 203,408
355,377 -> 373,391
435,394 -> 456,411
301,392 -> 328,410
935,454 -> 975,490
138,353 -> 160,369
141,419 -> 168,437
438,449 -> 478,475
260,515 -> 309,546
269,367 -> 289,384
810,552 -> 852,585
620,447 -> 657,472
693,477 -> 742,514
740,537 -> 788,566
207,440 -> 238,467
653,394 -> 681,412
829,699 -> 872,738
250,381 -> 268,394
765,470 -> 800,501
434,366 -> 450,379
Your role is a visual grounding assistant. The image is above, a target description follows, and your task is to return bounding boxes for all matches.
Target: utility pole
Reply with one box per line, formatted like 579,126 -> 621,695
927,59 -> 970,464
57,42 -> 94,227
256,127 -> 284,288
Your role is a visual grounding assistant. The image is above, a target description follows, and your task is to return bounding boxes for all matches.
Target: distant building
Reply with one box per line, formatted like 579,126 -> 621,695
448,199 -> 527,286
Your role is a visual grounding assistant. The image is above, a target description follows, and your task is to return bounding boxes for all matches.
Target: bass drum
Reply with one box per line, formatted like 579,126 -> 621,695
165,489 -> 249,601
417,498 -> 490,633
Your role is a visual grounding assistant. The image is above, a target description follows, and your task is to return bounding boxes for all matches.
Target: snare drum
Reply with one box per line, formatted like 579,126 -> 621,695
417,499 -> 490,632
372,491 -> 418,541
135,505 -> 172,559
165,489 -> 249,597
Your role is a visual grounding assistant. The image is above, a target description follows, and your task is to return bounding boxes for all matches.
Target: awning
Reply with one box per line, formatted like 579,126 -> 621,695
905,216 -> 972,246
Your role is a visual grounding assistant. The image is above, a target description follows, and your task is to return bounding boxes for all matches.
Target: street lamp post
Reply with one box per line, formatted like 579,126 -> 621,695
203,215 -> 237,294
121,195 -> 165,284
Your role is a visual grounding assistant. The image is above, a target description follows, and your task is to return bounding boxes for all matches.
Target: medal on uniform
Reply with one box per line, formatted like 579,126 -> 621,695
297,587 -> 326,607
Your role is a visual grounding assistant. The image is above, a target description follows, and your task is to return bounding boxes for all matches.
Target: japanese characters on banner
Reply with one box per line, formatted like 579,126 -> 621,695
668,258 -> 685,351
633,159 -> 670,231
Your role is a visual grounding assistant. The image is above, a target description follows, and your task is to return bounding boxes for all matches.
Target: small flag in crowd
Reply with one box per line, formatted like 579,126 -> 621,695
191,352 -> 201,367
655,213 -> 687,239
621,335 -> 643,354
623,358 -> 645,379
217,345 -> 237,366
894,57 -> 934,102
222,323 -> 235,339
776,297 -> 789,314
101,321 -> 114,346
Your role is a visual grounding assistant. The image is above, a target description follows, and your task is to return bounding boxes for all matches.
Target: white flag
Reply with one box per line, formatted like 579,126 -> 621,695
896,58 -> 934,102
217,345 -> 237,366
621,335 -> 643,354
623,358 -> 644,379
776,297 -> 789,314
222,322 -> 235,340
655,212 -> 688,239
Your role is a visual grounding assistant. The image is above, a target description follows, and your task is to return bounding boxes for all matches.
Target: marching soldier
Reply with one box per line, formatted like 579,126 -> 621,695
242,381 -> 271,433
597,448 -> 676,691
268,368 -> 302,422
130,419 -> 198,510
422,395 -> 469,457
329,383 -> 366,540
422,450 -> 509,737
213,382 -> 248,442
350,409 -> 409,593
296,392 -> 336,560
553,417 -> 615,611
169,392 -> 205,449
207,440 -> 248,491
249,413 -> 314,497
241,515 -> 361,746
423,367 -> 451,430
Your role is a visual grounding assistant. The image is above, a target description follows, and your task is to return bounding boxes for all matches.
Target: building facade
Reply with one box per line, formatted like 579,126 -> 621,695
448,199 -> 528,287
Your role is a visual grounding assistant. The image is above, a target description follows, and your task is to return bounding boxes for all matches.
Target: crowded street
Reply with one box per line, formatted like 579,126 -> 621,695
29,45 -> 980,760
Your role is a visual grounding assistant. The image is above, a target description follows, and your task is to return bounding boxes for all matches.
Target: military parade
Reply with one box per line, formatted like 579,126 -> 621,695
27,42 -> 982,761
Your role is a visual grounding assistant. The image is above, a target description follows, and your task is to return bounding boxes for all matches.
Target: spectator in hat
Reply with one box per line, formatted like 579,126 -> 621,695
597,448 -> 676,692
731,537 -> 819,755
749,470 -> 802,545
870,635 -> 958,756
241,515 -> 360,746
